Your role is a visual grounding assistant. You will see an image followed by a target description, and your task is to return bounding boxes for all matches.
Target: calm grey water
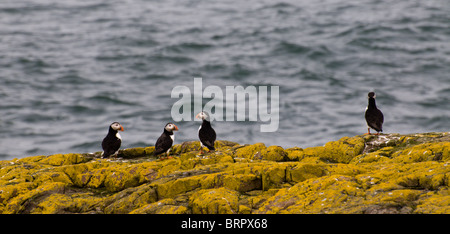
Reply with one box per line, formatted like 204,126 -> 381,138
1,0 -> 449,160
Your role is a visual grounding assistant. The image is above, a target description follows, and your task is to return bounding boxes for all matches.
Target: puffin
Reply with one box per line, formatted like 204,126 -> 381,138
154,122 -> 179,159
101,122 -> 124,158
196,111 -> 216,154
365,92 -> 384,135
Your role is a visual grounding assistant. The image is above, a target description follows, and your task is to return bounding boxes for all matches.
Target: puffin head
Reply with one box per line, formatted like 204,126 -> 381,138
164,123 -> 179,132
110,122 -> 124,131
368,92 -> 376,99
195,111 -> 210,122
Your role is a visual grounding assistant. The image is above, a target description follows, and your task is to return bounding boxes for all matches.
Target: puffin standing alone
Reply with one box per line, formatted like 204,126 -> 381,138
154,123 -> 179,159
101,122 -> 124,158
365,92 -> 384,135
196,111 -> 216,155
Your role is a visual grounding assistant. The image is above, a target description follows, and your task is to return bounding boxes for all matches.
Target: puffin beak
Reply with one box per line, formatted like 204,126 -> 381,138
195,113 -> 202,119
173,124 -> 179,131
120,125 -> 124,131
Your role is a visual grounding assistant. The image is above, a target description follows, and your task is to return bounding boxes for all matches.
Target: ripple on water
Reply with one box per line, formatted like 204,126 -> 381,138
0,0 -> 449,159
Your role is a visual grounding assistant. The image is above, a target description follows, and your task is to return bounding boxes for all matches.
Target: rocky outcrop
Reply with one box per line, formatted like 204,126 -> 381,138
1,132 -> 449,214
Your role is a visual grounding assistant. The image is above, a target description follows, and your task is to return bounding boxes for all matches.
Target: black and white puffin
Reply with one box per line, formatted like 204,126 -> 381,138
154,123 -> 179,159
101,122 -> 124,158
196,111 -> 216,154
365,92 -> 384,135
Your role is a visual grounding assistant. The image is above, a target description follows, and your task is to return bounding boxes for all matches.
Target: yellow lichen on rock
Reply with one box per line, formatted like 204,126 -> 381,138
189,187 -> 239,214
40,153 -> 91,166
286,163 -> 325,183
1,134 -> 450,214
223,174 -> 261,192
393,142 -> 450,163
234,143 -> 266,160
130,198 -> 188,214
261,146 -> 289,162
322,136 -> 365,163
285,147 -> 304,161
154,176 -> 201,199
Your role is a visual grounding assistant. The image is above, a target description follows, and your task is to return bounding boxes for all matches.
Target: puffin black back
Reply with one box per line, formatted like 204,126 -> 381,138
101,122 -> 124,158
154,129 -> 173,156
196,111 -> 217,154
154,123 -> 179,159
199,119 -> 216,151
365,92 -> 384,135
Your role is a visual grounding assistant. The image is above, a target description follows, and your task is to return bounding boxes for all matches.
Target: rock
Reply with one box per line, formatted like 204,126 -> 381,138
172,141 -> 201,155
130,198 -> 188,214
301,136 -> 365,164
154,176 -> 201,199
223,174 -> 262,192
104,184 -> 158,213
262,163 -> 287,190
286,163 -> 324,183
394,142 -> 450,163
120,147 -> 148,159
256,175 -> 364,214
261,146 -> 289,162
285,147 -> 304,161
39,153 -> 91,166
215,140 -> 240,150
322,136 -> 365,163
189,188 -> 239,214
1,132 -> 450,214
234,143 -> 266,160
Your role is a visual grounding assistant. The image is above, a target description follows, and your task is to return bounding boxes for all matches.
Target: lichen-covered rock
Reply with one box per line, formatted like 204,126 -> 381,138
39,153 -> 91,166
104,184 -> 158,213
130,198 -> 188,214
189,188 -> 239,214
257,175 -> 364,214
301,136 -> 366,164
1,132 -> 450,214
154,176 -> 201,199
323,136 -> 365,163
286,163 -> 324,183
223,174 -> 261,192
172,141 -> 201,155
394,142 -> 450,163
120,147 -> 148,158
261,146 -> 289,162
234,143 -> 266,160
261,163 -> 287,190
215,140 -> 240,150
4,182 -> 66,214
32,192 -> 104,214
285,147 -> 304,161
415,189 -> 450,214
